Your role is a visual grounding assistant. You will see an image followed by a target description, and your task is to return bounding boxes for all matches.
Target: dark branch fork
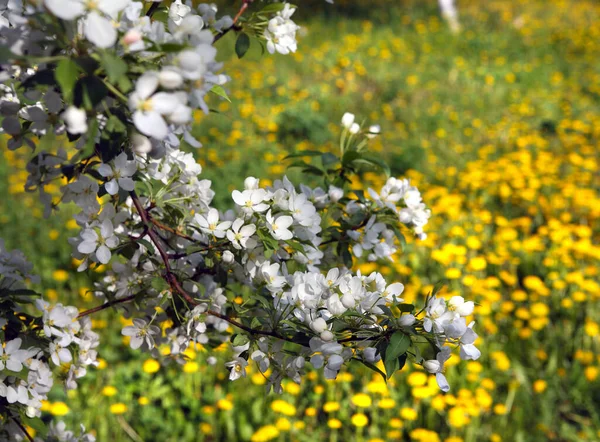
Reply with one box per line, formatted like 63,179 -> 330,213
213,0 -> 255,43
78,192 -> 399,347
78,190 -> 299,345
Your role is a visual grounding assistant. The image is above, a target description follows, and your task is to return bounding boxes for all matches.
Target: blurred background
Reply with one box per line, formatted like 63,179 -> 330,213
1,0 -> 599,441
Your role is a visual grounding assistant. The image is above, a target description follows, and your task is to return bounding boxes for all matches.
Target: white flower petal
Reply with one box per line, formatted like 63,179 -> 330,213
45,0 -> 85,20
135,73 -> 159,100
118,177 -> 135,191
78,241 -> 98,254
98,0 -> 131,16
84,12 -> 117,48
96,245 -> 111,264
133,111 -> 168,139
151,93 -> 179,115
105,179 -> 119,195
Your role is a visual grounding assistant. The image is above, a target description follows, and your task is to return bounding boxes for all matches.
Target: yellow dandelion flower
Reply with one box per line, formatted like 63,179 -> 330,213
50,402 -> 70,416
52,270 -> 69,282
101,386 -> 117,397
109,403 -> 128,415
143,359 -> 160,374
275,418 -> 291,431
378,398 -> 396,409
351,393 -> 372,408
183,361 -> 199,373
351,413 -> 369,428
400,407 -> 418,421
217,399 -> 233,411
533,380 -> 547,393
328,418 -> 342,429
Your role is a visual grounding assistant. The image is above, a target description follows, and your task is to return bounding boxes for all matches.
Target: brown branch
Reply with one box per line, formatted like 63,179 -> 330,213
128,190 -> 301,345
77,294 -> 138,319
213,0 -> 254,43
11,417 -> 34,442
146,2 -> 160,17
150,218 -> 197,243
129,226 -> 148,242
320,215 -> 371,246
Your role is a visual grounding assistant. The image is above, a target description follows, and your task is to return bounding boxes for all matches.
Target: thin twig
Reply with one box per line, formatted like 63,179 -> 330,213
77,294 -> 138,319
149,218 -> 196,243
213,0 -> 254,43
146,2 -> 160,18
11,417 -> 34,442
320,215 -> 371,246
117,416 -> 144,442
128,190 -> 300,344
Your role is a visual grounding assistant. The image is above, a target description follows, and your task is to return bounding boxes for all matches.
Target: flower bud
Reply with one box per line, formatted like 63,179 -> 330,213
222,250 -> 234,264
366,124 -> 380,139
327,354 -> 344,370
244,176 -> 259,190
398,314 -> 416,326
131,133 -> 152,154
349,122 -> 360,134
320,330 -> 334,341
341,112 -> 355,129
311,317 -> 328,333
363,347 -> 380,363
123,29 -> 142,46
159,69 -> 184,90
423,359 -> 441,373
62,106 -> 88,135
328,185 -> 343,203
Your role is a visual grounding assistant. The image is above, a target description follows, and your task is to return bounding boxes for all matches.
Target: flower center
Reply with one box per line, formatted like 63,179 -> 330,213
138,99 -> 153,112
86,0 -> 99,10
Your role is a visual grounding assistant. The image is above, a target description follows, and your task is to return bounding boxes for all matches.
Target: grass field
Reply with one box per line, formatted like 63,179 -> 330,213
1,0 -> 600,441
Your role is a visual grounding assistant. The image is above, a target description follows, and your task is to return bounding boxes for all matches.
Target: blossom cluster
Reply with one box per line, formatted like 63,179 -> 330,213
0,241 -> 96,441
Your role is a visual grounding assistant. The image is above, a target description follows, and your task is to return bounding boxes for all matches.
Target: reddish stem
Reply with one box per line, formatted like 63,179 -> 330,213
213,0 -> 254,43
77,294 -> 137,319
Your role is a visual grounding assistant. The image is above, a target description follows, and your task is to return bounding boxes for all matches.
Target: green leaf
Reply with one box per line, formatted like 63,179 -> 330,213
105,115 -> 127,134
160,42 -> 188,53
74,76 -> 108,110
259,3 -> 291,14
55,59 -> 81,102
235,33 -> 251,59
353,190 -> 365,202
117,75 -> 133,93
357,359 -> 387,382
21,69 -> 57,89
399,303 -> 415,313
100,52 -> 128,83
210,85 -> 231,103
302,165 -> 325,176
81,117 -> 99,158
151,277 -> 169,292
286,161 -> 310,169
0,45 -> 13,65
284,150 -> 323,160
384,354 -> 399,379
342,150 -> 361,166
353,156 -> 391,177
232,334 -> 250,347
321,152 -> 338,166
386,331 -> 411,361
8,289 -> 40,296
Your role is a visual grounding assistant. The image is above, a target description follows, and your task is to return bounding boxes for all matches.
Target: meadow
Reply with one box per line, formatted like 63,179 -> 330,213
1,0 -> 599,441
